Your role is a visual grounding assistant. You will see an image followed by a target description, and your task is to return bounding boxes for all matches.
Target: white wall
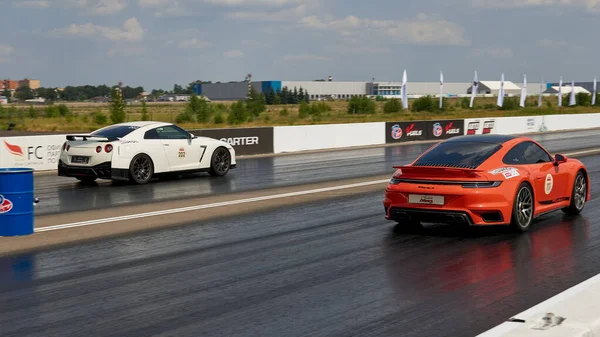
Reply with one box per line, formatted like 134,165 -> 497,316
273,122 -> 385,153
0,135 -> 66,171
542,113 -> 600,131
281,81 -> 367,96
464,116 -> 544,135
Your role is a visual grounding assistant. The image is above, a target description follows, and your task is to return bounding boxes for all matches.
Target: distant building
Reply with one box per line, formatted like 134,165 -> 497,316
2,80 -> 18,90
19,78 -> 40,90
0,96 -> 8,104
543,86 -> 590,95
547,81 -> 597,94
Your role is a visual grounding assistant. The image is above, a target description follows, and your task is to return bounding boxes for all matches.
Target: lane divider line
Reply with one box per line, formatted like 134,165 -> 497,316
34,147 -> 600,233
35,179 -> 391,232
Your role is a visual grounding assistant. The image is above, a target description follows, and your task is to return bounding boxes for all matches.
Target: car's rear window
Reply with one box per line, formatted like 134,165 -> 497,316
91,125 -> 140,140
413,141 -> 502,169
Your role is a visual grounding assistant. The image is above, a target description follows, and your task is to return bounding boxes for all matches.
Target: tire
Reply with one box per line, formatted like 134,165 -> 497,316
76,176 -> 97,183
209,147 -> 231,177
510,182 -> 534,232
128,153 -> 154,184
562,171 -> 587,215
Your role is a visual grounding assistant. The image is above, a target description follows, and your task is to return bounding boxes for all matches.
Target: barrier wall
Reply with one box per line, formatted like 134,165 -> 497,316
1,112 -> 600,171
273,122 -> 384,153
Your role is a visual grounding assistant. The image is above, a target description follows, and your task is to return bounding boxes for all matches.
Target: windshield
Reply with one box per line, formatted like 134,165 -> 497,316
413,141 -> 502,169
91,125 -> 140,141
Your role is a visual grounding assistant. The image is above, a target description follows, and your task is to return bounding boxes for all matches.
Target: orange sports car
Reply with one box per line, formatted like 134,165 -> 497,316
383,134 -> 591,232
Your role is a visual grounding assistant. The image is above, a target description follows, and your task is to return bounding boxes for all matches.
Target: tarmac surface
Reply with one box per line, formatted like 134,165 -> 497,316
1,139 -> 600,336
33,128 -> 600,216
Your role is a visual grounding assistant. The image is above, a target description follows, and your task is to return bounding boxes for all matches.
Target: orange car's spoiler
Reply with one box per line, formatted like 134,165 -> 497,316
392,165 -> 484,178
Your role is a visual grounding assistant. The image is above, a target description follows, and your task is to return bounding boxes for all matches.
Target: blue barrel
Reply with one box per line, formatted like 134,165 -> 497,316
0,168 -> 34,236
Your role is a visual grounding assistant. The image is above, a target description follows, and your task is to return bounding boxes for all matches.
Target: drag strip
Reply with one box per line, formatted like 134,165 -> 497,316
2,154 -> 600,337
33,128 -> 600,216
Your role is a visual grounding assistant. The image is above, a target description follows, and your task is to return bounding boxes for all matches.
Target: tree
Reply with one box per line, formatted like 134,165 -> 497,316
281,86 -> 289,104
228,100 -> 247,124
110,88 -> 126,124
290,87 -> 298,104
298,87 -> 305,103
15,86 -> 34,101
266,88 -> 275,105
141,100 -> 149,121
246,87 -> 266,117
274,88 -> 282,104
1,89 -> 10,98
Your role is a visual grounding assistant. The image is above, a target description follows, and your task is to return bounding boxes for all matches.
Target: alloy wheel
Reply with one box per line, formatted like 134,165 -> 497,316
213,148 -> 230,175
133,155 -> 151,182
574,174 -> 586,210
516,186 -> 533,228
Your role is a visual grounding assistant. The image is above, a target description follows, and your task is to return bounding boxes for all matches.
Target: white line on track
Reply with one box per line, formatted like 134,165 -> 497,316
35,179 -> 390,232
35,147 -> 600,233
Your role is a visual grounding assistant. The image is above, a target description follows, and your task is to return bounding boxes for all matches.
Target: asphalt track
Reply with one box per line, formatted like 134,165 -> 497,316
2,153 -> 600,336
34,128 -> 600,216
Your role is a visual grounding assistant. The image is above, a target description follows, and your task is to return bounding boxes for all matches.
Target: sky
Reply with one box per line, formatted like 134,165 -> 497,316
1,0 -> 599,91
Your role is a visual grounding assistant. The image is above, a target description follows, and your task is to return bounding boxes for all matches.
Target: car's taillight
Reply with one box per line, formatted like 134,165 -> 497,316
96,146 -> 102,153
462,181 -> 502,188
105,144 -> 113,153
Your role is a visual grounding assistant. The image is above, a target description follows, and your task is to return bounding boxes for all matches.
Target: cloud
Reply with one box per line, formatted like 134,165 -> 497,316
227,4 -> 308,21
300,14 -> 470,46
471,0 -> 600,11
107,45 -> 145,57
203,0 -> 307,6
178,38 -> 212,49
0,44 -> 15,62
87,0 -> 126,15
473,47 -> 513,58
223,49 -> 244,58
14,0 -> 50,8
536,38 -> 569,47
281,54 -> 333,62
137,0 -> 171,7
52,17 -> 144,41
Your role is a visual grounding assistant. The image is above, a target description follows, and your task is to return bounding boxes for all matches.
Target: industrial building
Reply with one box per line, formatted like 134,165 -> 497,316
192,78 -> 549,101
547,81 -> 597,94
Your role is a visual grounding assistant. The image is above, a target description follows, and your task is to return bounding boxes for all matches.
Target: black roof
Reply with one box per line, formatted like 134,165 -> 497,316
443,134 -> 517,144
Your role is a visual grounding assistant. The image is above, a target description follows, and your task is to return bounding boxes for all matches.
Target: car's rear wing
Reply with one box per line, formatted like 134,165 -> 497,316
65,134 -> 110,141
392,165 -> 484,178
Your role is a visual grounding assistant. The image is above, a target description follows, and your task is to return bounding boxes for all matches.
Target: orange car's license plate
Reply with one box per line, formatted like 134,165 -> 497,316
408,194 -> 444,205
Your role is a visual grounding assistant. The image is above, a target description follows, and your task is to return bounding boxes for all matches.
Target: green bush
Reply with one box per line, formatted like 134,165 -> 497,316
412,95 -> 435,112
93,112 -> 107,125
213,112 -> 224,124
228,100 -> 247,124
383,98 -> 401,113
498,96 -> 519,110
347,96 -> 376,114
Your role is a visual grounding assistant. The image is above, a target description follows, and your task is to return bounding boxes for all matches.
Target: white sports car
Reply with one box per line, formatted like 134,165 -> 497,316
58,121 -> 237,184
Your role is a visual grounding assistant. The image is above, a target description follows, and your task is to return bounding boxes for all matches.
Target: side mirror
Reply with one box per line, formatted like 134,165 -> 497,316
188,133 -> 194,139
554,154 -> 567,165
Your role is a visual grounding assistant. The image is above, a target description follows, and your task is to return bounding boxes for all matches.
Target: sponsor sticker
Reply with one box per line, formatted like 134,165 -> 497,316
405,123 -> 423,137
467,121 -> 480,135
391,124 -> 403,139
444,122 -> 461,135
0,194 -> 13,214
482,120 -> 495,134
545,174 -> 553,194
432,123 -> 443,137
178,147 -> 186,158
489,167 -> 520,179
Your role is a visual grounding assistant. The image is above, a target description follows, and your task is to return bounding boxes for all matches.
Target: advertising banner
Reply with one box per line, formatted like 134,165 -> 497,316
464,118 -> 497,135
385,121 -> 428,143
426,119 -> 464,140
0,135 -> 66,171
189,127 -> 274,156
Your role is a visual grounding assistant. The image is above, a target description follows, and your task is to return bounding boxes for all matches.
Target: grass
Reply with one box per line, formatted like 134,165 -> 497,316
1,96 -> 599,132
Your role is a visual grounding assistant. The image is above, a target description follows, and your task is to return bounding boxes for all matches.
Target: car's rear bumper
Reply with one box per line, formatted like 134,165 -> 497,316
58,160 -> 115,179
383,184 -> 513,226
384,205 -> 509,226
